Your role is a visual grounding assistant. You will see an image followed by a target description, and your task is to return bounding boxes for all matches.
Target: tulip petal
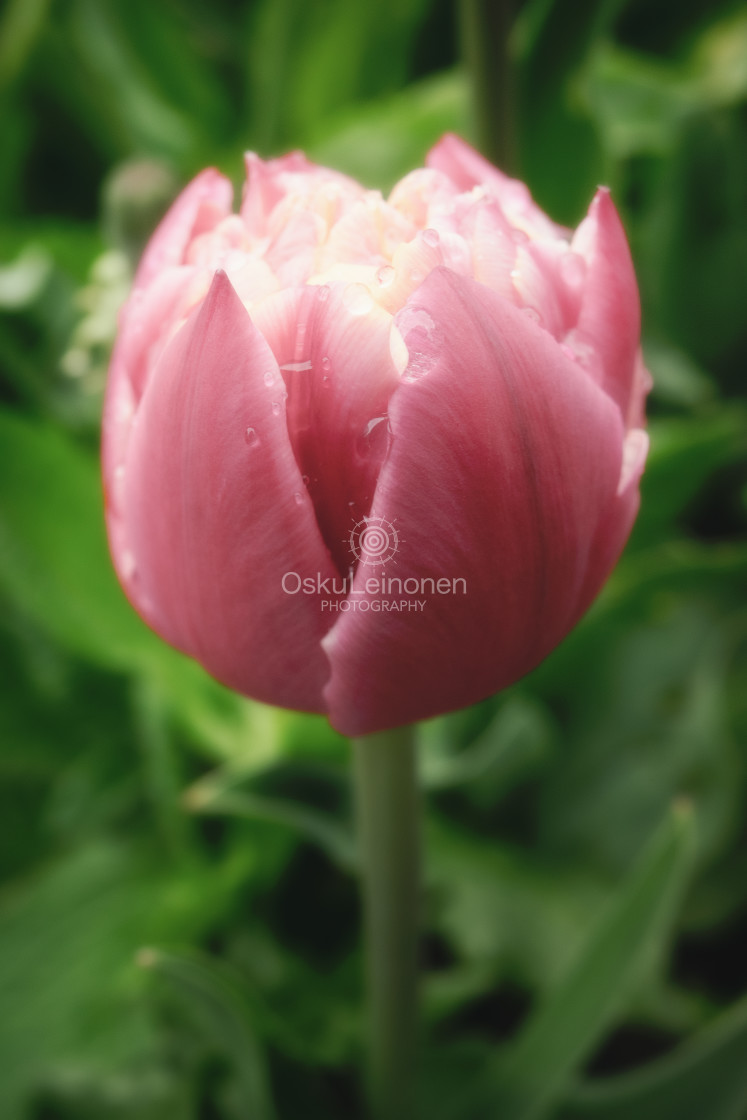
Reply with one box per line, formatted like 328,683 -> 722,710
116,271 -> 338,712
574,427 -> 648,622
571,188 -> 642,422
323,269 -> 632,735
250,283 -> 399,573
241,151 -> 364,234
134,170 -> 233,290
427,134 -> 566,238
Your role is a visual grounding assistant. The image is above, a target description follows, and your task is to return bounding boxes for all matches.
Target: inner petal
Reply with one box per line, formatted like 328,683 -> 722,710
250,284 -> 399,574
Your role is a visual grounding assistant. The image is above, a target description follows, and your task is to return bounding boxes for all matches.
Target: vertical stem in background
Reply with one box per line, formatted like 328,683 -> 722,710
354,726 -> 421,1120
459,0 -> 520,173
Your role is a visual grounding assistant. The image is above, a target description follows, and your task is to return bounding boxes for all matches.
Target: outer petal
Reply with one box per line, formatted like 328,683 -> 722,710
103,266 -> 212,527
112,271 -> 337,712
570,188 -> 641,422
323,269 -> 634,735
133,169 -> 233,290
575,427 -> 648,620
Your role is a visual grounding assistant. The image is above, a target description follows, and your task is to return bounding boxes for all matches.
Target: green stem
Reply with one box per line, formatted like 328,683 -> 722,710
353,726 -> 421,1120
459,0 -> 519,172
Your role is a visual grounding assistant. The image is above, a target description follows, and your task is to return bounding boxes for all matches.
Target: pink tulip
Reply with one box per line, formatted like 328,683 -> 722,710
103,135 -> 649,736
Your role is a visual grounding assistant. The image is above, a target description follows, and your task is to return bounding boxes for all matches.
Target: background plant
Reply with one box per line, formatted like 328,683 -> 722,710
0,0 -> 746,1117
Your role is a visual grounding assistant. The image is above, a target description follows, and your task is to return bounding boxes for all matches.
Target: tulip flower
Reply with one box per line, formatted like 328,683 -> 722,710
103,135 -> 649,737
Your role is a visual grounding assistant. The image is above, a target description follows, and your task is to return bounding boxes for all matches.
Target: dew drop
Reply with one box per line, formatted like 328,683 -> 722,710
511,228 -> 529,245
363,415 -> 387,438
343,283 -> 374,316
574,342 -> 595,369
294,491 -> 304,505
121,550 -> 137,580
560,344 -> 576,362
271,400 -> 281,416
563,333 -> 596,369
395,305 -> 441,382
245,426 -> 260,446
280,360 -> 313,373
263,370 -> 276,387
116,396 -> 135,423
376,265 -> 395,288
522,306 -> 542,325
322,375 -> 330,388
422,227 -> 440,249
402,350 -> 437,382
321,355 -> 331,371
302,474 -> 310,486
399,306 -> 436,338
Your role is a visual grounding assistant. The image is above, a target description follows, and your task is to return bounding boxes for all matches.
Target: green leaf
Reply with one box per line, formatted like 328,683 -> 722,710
185,769 -> 356,871
559,994 -> 747,1120
247,0 -> 431,151
308,70 -> 470,192
0,409 -> 279,765
514,0 -> 612,222
139,948 -> 276,1120
0,844 -> 194,1118
471,803 -> 695,1120
421,695 -> 553,795
0,409 -> 155,668
0,0 -> 51,91
428,817 -> 610,993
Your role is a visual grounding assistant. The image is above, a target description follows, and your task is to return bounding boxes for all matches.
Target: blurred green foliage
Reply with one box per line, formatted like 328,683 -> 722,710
0,0 -> 745,1116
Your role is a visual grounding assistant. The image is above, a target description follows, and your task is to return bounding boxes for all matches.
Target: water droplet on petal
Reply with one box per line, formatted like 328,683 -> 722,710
322,375 -> 330,387
245,427 -> 260,446
271,400 -> 281,416
422,228 -> 440,248
522,306 -> 543,325
302,474 -> 310,486
563,332 -> 596,370
395,305 -> 441,382
364,415 -> 387,438
343,283 -> 374,316
511,228 -> 529,245
402,350 -> 437,382
280,360 -> 313,373
560,344 -> 576,362
116,395 -> 135,423
399,306 -> 436,338
121,550 -> 137,580
294,491 -> 304,505
263,370 -> 276,387
376,265 -> 395,288
321,356 -> 331,371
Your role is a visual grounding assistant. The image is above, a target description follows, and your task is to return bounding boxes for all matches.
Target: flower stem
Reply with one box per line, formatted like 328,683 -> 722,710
459,0 -> 519,172
353,726 -> 421,1120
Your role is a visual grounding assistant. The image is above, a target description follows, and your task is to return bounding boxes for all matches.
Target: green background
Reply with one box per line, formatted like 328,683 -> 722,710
0,0 -> 746,1116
